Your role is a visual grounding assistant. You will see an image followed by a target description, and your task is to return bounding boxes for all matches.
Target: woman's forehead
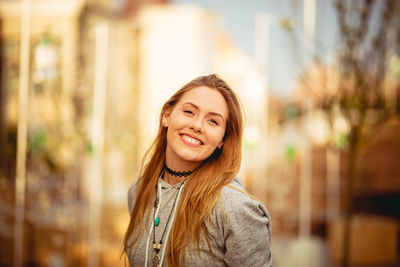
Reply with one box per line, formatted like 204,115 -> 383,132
177,86 -> 228,118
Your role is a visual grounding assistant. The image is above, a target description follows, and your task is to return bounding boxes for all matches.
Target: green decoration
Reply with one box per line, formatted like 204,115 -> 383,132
29,129 -> 47,152
285,145 -> 296,162
285,106 -> 297,120
42,35 -> 52,45
244,140 -> 255,152
335,133 -> 348,148
87,142 -> 94,155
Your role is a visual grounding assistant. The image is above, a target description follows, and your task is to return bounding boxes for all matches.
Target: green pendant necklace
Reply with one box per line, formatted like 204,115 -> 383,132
152,182 -> 184,267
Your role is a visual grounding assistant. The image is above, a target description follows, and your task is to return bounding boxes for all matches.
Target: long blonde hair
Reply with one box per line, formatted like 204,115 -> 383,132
123,74 -> 243,266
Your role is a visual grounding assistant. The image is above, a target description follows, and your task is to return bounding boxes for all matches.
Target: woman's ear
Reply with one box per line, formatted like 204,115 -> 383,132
217,141 -> 224,150
162,108 -> 172,127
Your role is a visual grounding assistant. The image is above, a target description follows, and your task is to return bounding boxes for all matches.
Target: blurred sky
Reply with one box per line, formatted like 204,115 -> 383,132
173,0 -> 338,97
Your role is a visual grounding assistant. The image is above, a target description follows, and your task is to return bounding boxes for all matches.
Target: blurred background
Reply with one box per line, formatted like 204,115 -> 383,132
0,0 -> 399,266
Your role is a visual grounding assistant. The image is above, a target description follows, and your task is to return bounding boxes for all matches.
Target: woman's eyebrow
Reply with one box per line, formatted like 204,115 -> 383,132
182,102 -> 225,121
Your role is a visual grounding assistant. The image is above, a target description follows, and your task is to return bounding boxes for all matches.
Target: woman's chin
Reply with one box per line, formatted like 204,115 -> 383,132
175,153 -> 206,166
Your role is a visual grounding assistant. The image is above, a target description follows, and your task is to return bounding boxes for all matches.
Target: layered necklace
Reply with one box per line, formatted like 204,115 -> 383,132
144,165 -> 196,267
151,181 -> 185,267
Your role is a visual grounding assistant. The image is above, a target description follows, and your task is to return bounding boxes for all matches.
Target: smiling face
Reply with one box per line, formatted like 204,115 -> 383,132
162,86 -> 228,170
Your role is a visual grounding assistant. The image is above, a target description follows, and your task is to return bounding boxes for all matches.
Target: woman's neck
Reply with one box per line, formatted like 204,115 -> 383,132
163,172 -> 187,185
163,161 -> 199,185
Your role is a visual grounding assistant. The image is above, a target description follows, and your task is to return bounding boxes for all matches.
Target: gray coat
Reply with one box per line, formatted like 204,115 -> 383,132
127,177 -> 273,267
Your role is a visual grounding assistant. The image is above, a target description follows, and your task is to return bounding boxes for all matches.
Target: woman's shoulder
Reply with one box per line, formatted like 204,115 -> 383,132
214,177 -> 273,266
218,177 -> 271,221
221,177 -> 248,198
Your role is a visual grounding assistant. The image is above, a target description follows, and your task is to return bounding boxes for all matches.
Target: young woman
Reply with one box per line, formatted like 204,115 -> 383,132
123,74 -> 273,266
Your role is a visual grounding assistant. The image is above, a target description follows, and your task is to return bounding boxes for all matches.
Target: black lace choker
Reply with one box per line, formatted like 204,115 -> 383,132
164,164 -> 194,177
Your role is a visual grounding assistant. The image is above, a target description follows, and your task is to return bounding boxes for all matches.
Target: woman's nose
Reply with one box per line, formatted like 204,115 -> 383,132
191,118 -> 203,133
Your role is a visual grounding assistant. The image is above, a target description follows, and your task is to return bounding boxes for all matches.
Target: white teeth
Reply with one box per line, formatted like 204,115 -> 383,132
182,135 -> 201,145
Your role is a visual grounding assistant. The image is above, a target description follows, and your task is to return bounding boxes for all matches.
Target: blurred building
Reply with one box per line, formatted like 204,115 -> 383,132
263,60 -> 400,266
0,0 -> 86,265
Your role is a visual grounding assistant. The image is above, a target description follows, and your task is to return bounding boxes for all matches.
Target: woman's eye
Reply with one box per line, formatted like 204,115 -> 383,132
184,110 -> 194,115
209,119 -> 219,126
